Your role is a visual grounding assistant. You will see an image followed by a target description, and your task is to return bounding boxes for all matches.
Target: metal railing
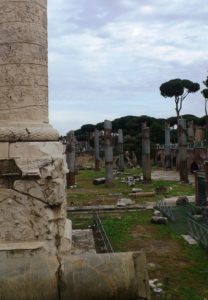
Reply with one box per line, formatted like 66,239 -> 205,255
93,212 -> 114,253
156,200 -> 175,221
187,214 -> 208,248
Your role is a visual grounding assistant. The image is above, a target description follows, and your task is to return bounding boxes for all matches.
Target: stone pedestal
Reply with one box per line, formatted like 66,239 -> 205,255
0,141 -> 71,255
0,0 -> 71,255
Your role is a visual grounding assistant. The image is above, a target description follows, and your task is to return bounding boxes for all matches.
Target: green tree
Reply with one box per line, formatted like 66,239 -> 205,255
160,78 -> 200,122
201,75 -> 208,147
160,79 -> 199,183
202,76 -> 208,120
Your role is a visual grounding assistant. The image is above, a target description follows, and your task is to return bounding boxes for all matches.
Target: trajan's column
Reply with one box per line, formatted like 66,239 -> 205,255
0,0 -> 71,255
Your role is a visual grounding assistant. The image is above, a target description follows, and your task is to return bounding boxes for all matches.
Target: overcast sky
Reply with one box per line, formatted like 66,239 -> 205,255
48,0 -> 208,134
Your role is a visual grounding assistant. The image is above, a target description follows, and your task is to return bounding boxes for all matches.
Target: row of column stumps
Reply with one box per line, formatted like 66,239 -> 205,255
66,121 -> 152,186
65,124 -> 126,187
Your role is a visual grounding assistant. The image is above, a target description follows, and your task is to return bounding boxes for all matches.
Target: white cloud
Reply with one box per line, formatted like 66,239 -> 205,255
47,0 -> 208,133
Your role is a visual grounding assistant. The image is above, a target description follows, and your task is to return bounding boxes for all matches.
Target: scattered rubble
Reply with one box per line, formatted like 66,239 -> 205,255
149,279 -> 163,294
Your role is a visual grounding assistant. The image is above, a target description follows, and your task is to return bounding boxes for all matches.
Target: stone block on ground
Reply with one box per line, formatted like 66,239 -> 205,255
93,177 -> 106,185
117,198 -> 135,207
176,196 -> 189,206
153,210 -> 162,217
181,235 -> 198,245
129,191 -> 155,198
132,188 -> 143,193
151,216 -> 168,224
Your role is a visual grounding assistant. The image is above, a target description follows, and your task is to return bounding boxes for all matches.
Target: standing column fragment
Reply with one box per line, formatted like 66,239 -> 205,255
94,129 -> 100,171
187,120 -> 194,143
142,124 -> 151,182
104,120 -> 113,186
178,118 -> 188,183
66,131 -> 76,187
165,122 -> 171,168
118,129 -> 125,172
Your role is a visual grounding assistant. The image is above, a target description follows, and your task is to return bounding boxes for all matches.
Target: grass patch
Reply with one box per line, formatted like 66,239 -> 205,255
101,211 -> 208,300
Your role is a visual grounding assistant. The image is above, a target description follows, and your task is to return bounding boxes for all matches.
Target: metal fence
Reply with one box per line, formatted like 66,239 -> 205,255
195,171 -> 207,206
187,214 -> 208,248
157,200 -> 208,247
93,212 -> 114,253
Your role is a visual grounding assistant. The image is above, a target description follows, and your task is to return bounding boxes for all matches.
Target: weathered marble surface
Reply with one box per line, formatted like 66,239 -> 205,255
0,250 -> 151,300
0,141 -> 71,255
0,0 -> 58,141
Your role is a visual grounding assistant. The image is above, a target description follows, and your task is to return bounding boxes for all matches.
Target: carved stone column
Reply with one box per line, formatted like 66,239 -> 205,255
0,0 -> 71,255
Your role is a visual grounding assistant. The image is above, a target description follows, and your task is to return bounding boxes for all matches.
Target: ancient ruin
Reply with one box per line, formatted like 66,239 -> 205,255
0,1 -> 151,299
156,121 -> 206,172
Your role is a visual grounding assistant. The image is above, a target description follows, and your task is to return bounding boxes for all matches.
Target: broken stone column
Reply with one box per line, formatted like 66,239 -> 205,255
104,120 -> 113,186
0,250 -> 151,300
0,0 -> 71,255
165,122 -> 171,168
187,120 -> 194,143
118,129 -> 125,172
178,118 -> 188,183
94,129 -> 100,171
66,130 -> 76,187
142,124 -> 151,182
